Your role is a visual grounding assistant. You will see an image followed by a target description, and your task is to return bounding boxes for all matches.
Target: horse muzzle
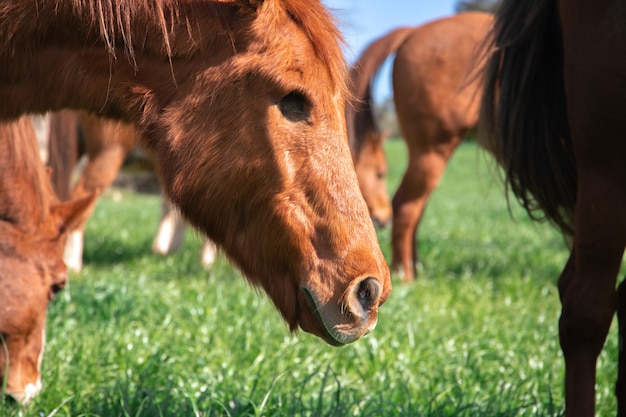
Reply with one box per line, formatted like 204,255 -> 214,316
301,276 -> 383,346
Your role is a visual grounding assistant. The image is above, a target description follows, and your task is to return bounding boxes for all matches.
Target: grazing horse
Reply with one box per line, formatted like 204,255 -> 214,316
347,12 -> 493,281
46,111 -> 217,273
0,0 -> 391,346
0,117 -> 95,403
480,0 -> 626,415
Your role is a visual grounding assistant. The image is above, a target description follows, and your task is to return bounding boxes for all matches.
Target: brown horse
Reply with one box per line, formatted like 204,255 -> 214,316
347,12 -> 493,281
480,0 -> 626,415
0,117 -> 95,403
0,0 -> 391,346
46,111 -> 217,273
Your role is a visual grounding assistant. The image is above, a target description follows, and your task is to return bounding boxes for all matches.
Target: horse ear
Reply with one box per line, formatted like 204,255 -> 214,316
51,190 -> 100,236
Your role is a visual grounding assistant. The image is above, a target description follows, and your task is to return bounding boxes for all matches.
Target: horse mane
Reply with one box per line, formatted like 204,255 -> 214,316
0,117 -> 58,226
1,0 -> 346,78
71,0 -> 176,60
346,27 -> 416,158
479,0 -> 576,236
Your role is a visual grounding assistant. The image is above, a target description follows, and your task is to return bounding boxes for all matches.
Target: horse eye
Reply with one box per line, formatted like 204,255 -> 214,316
49,284 -> 63,300
279,91 -> 309,120
49,274 -> 67,299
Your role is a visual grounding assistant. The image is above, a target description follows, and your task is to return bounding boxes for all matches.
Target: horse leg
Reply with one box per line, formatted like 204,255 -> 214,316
64,115 -> 136,272
558,179 -> 625,417
201,239 -> 218,269
64,147 -> 128,272
152,188 -> 218,269
46,110 -> 79,201
390,143 -> 458,281
152,196 -> 186,255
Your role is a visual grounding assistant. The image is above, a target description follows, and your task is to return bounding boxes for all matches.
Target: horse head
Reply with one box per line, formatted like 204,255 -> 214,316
146,0 -> 391,344
0,118 -> 96,403
0,0 -> 391,345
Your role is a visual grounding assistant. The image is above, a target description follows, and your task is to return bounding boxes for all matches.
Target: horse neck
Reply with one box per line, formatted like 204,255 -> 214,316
0,1 -> 239,123
0,117 -> 55,229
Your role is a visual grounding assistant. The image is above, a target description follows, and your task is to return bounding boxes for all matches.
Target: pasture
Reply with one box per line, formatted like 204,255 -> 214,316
3,141 -> 621,416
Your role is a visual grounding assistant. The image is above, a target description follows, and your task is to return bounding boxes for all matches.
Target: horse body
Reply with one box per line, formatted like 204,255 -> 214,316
0,0 -> 390,345
347,12 -> 492,280
0,117 -> 95,403
481,0 -> 626,415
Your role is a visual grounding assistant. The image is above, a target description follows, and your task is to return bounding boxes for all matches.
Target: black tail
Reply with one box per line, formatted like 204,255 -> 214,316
479,0 -> 576,236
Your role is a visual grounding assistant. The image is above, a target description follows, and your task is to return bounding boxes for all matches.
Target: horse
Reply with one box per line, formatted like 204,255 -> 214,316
347,12 -> 493,281
46,111 -> 217,273
0,0 -> 391,346
0,116 -> 96,404
480,0 -> 626,415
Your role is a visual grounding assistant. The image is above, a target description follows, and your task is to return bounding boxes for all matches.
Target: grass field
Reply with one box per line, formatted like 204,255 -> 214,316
4,140 -> 623,416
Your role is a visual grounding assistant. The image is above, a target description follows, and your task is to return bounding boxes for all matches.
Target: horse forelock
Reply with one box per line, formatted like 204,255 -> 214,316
279,0 -> 349,98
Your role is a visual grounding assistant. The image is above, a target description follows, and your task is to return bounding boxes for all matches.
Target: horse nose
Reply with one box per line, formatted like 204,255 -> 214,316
349,276 -> 382,319
3,380 -> 42,405
372,216 -> 390,229
371,208 -> 392,229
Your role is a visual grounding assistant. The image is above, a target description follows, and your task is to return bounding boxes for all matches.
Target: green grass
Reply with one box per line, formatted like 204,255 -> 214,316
4,141 -> 623,416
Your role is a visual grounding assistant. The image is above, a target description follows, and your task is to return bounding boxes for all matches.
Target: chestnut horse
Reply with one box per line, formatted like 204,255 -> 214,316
46,111 -> 217,273
0,117 -> 95,403
0,0 -> 391,346
480,0 -> 626,415
347,12 -> 493,281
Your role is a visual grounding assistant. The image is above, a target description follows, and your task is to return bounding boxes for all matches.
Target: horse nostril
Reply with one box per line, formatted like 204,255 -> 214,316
3,393 -> 19,406
356,277 -> 381,312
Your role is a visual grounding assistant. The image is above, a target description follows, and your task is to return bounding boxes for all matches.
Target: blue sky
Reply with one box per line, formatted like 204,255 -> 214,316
322,1 -> 459,100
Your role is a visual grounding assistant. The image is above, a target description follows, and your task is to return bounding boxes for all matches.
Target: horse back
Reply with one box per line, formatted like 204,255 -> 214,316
393,12 -> 493,137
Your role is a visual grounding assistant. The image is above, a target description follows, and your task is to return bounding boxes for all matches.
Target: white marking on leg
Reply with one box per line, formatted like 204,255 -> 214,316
63,230 -> 84,273
152,210 -> 185,255
200,239 -> 218,269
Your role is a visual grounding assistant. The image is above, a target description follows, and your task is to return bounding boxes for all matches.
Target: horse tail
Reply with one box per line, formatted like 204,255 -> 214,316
346,27 -> 416,159
47,111 -> 80,201
479,0 -> 576,236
